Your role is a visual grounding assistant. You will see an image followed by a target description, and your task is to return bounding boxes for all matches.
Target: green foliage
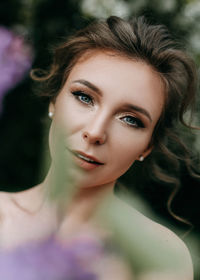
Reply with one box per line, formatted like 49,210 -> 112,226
0,0 -> 199,278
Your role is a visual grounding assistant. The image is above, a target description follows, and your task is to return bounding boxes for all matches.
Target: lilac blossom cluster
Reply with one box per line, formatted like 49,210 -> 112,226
0,26 -> 33,113
0,235 -> 102,280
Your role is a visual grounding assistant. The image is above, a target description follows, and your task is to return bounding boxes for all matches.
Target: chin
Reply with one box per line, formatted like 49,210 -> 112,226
71,173 -> 112,189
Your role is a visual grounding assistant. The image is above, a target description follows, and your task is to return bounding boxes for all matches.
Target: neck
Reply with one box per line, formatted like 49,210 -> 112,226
38,163 -> 116,233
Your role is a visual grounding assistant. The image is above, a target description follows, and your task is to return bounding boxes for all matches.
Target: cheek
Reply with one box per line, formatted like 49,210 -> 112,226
54,96 -> 86,135
48,118 -> 69,162
48,121 -> 62,160
109,134 -> 150,175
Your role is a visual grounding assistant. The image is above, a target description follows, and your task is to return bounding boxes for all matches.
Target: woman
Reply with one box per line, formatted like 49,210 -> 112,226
0,16 -> 198,279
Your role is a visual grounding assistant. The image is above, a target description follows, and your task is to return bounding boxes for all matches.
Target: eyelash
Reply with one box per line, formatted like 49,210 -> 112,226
71,90 -> 94,105
120,115 -> 145,129
71,90 -> 145,129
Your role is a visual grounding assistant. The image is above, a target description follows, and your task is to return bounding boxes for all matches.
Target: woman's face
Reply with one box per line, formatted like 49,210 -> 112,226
49,51 -> 164,188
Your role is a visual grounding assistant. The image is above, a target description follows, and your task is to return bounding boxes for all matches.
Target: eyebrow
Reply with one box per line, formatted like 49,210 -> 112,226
72,79 -> 152,122
72,79 -> 102,96
122,104 -> 152,123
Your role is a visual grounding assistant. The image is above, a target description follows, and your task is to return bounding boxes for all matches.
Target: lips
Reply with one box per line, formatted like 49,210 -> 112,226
69,150 -> 104,165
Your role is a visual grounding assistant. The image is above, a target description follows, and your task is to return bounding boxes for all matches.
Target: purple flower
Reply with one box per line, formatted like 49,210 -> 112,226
0,235 -> 103,280
0,26 -> 33,113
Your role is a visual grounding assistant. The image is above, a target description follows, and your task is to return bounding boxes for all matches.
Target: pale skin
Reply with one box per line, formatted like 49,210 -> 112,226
0,51 -> 193,279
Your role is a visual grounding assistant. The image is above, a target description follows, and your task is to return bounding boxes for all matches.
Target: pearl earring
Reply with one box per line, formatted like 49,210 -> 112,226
139,155 -> 144,162
48,111 -> 54,118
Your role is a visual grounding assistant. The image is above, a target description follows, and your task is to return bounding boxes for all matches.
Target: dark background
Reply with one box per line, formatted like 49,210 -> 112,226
0,0 -> 199,277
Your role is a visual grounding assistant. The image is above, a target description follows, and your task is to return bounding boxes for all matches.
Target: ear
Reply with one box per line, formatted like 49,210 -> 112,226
49,102 -> 55,115
137,144 -> 153,161
143,145 -> 153,158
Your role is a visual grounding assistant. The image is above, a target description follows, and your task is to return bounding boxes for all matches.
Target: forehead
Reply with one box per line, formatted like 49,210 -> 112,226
65,50 -> 165,124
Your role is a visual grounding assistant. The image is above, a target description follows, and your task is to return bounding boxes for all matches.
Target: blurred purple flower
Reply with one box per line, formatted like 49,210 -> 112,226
0,26 -> 33,113
0,235 -> 103,280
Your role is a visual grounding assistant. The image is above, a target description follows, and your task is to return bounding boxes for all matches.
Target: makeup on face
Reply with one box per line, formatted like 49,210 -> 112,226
49,51 -> 164,188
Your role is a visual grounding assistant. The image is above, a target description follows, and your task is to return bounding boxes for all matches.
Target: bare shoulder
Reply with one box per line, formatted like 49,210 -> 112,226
0,191 -> 18,224
0,191 -> 15,211
0,185 -> 42,213
105,195 -> 193,280
145,216 -> 193,279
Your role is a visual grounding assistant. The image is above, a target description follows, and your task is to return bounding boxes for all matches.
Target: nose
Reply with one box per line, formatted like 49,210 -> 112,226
82,131 -> 106,145
82,113 -> 108,145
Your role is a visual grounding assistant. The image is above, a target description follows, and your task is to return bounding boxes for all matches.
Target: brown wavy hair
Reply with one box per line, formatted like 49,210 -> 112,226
31,16 -> 200,227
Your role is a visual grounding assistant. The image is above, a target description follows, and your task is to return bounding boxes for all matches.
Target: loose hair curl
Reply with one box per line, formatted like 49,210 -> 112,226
31,16 -> 199,227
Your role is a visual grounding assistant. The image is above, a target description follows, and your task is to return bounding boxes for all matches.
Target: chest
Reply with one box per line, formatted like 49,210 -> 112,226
0,202 -> 58,249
